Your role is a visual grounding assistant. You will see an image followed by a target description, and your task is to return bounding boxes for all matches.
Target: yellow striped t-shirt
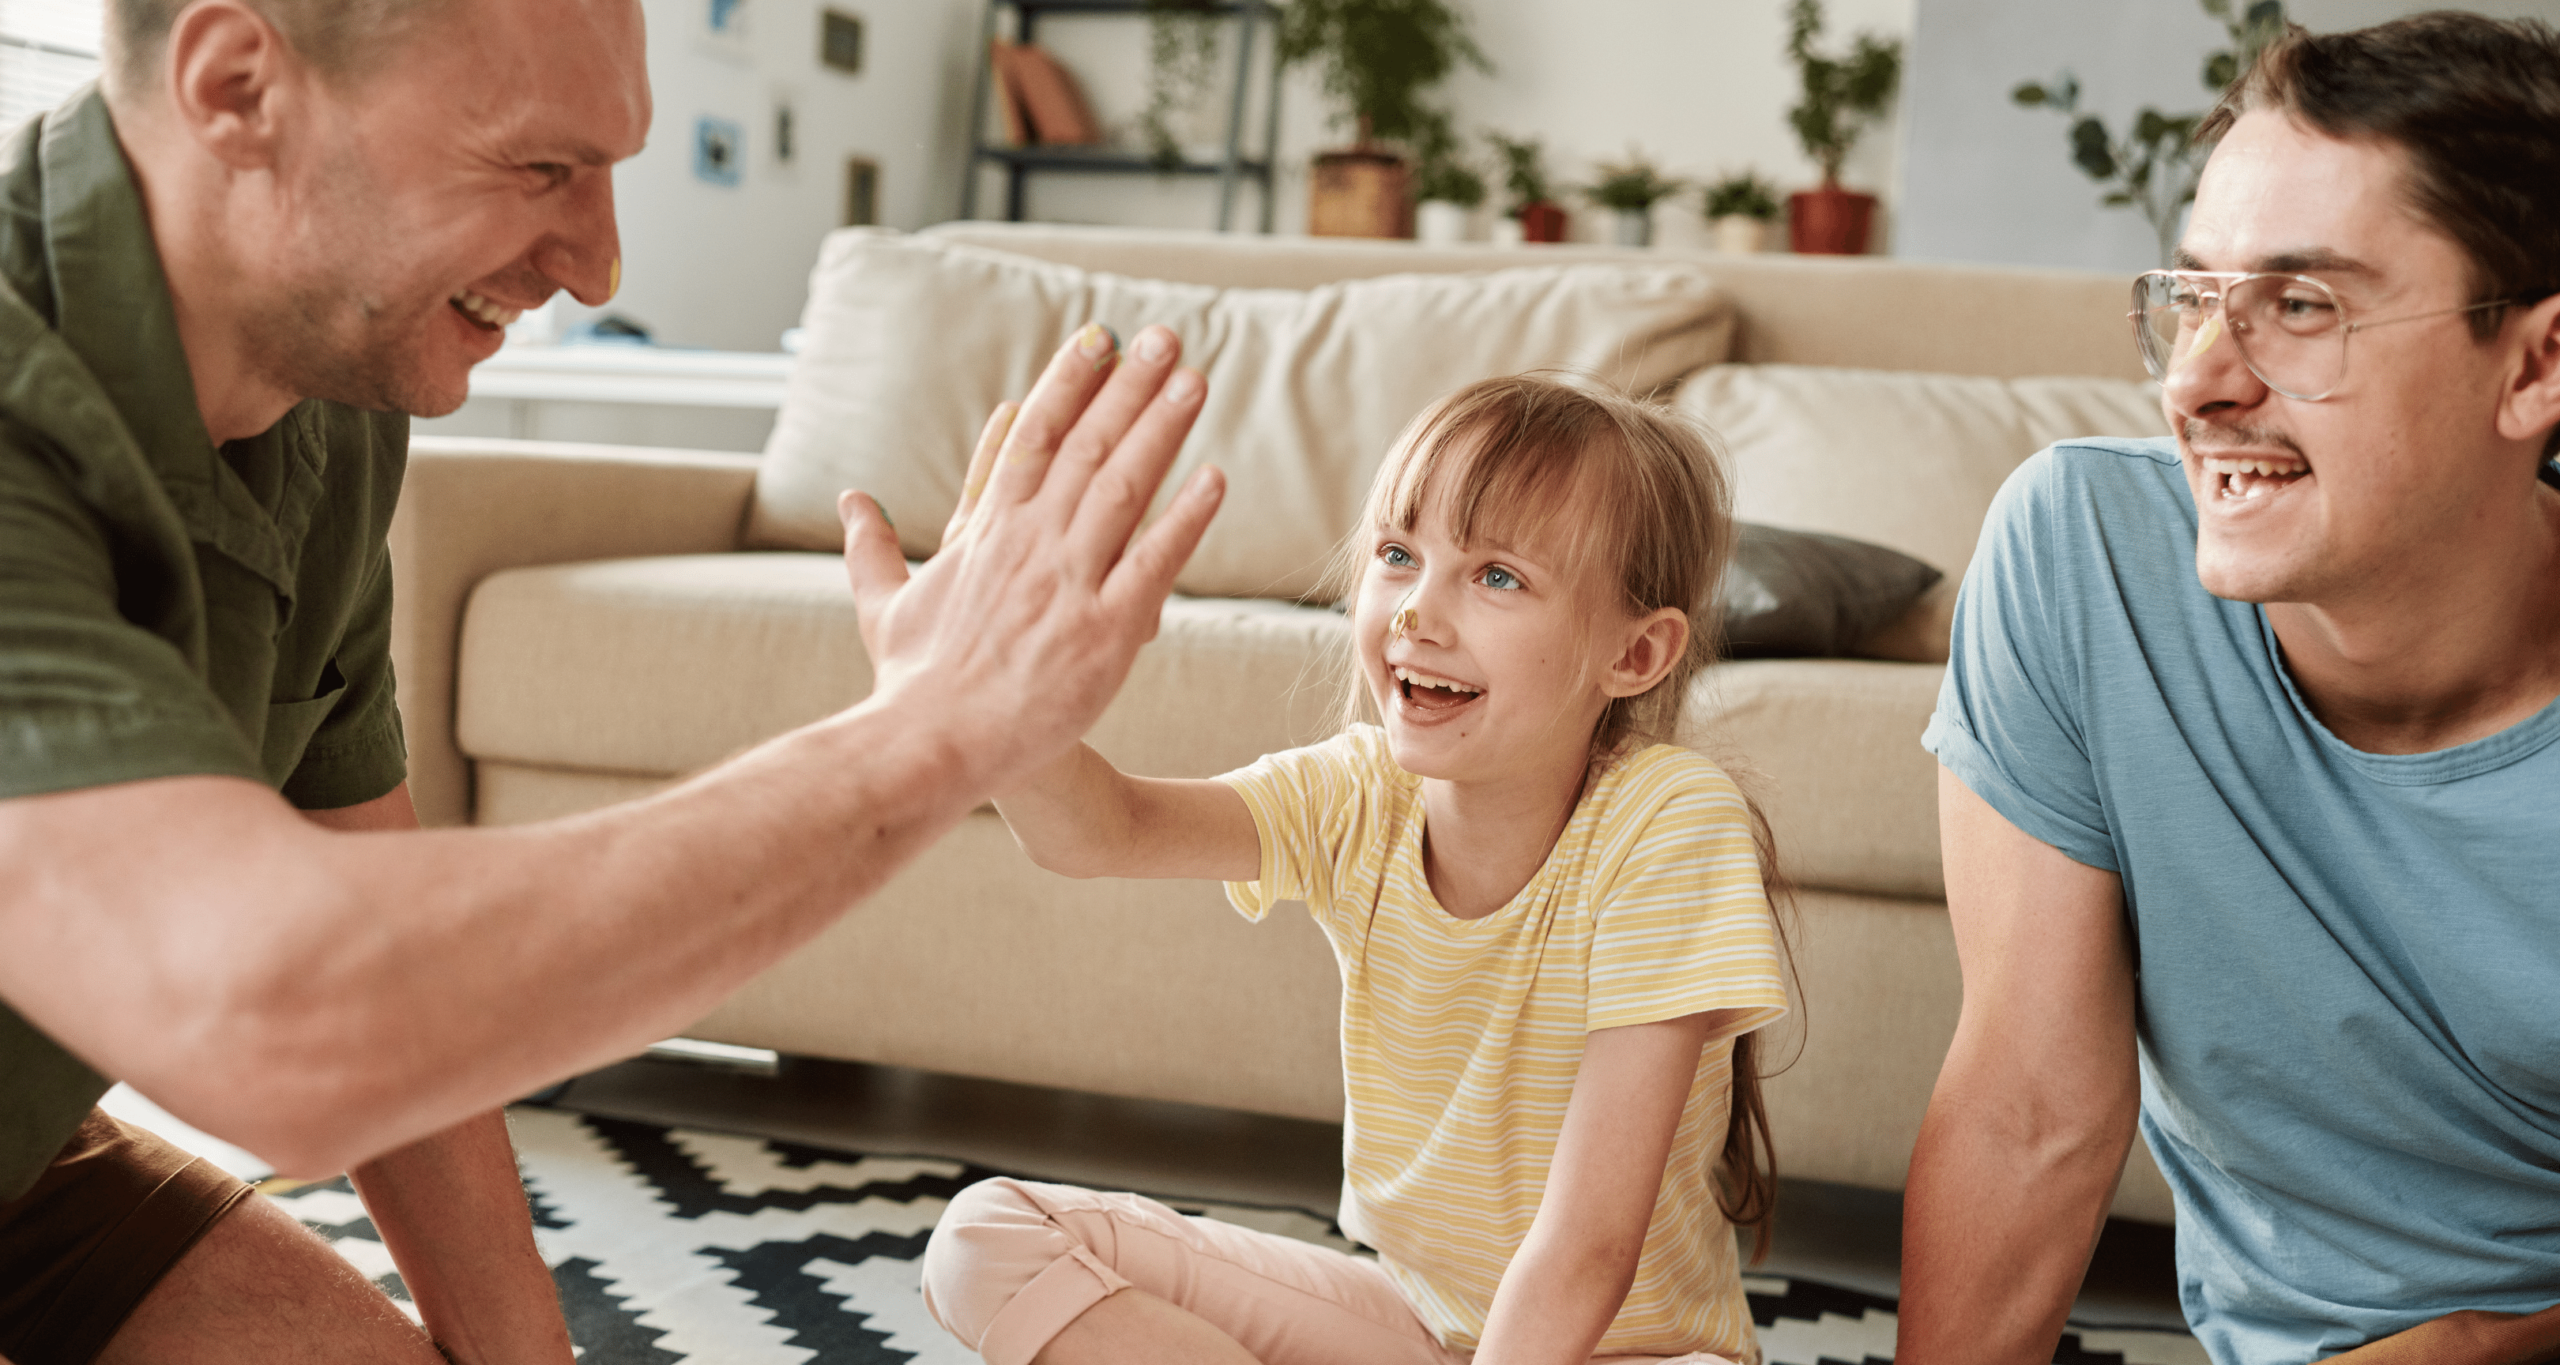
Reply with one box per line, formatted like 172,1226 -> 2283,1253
1220,725 -> 1787,1357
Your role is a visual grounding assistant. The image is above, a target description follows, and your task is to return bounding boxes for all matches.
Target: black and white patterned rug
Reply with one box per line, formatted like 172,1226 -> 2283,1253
272,1106 -> 2205,1365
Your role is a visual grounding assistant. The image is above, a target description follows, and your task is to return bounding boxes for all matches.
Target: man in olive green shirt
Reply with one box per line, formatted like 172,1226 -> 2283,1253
0,0 -> 1224,1360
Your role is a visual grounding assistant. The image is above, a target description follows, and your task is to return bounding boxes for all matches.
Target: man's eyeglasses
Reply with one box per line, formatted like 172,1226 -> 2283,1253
2130,269 -> 2513,402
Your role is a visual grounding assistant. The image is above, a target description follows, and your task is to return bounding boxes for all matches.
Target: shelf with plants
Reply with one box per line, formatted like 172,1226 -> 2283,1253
961,0 -> 1284,232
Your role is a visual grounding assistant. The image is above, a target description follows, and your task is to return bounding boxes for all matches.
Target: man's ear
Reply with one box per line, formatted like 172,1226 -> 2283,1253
1602,607 -> 1691,699
164,1 -> 297,171
2498,292 -> 2560,454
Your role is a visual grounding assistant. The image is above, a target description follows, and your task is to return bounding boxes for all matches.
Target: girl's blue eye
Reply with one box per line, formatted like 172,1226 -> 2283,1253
1380,545 -> 1415,568
1481,566 -> 1521,591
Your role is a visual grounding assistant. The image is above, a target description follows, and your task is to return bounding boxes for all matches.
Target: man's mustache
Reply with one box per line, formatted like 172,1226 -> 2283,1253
2183,418 -> 2310,462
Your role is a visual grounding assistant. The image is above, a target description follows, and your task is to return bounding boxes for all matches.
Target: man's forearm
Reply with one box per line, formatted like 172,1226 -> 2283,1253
350,1110 -> 572,1365
0,687 -> 984,1175
1896,1066 -> 2133,1365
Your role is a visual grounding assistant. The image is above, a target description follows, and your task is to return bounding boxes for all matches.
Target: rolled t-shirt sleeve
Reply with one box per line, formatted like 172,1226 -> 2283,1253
0,437 -> 262,801
1923,446 -> 2118,872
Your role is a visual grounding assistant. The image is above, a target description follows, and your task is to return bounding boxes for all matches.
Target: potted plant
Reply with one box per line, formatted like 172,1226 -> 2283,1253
1702,170 -> 1782,253
1585,148 -> 1686,248
2011,0 -> 2287,264
1412,125 -> 1487,243
1488,132 -> 1567,244
1783,0 -> 1902,254
1279,0 -> 1490,239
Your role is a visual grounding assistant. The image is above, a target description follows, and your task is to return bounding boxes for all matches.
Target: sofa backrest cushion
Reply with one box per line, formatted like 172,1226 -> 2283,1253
748,229 -> 1737,600
1679,364 -> 2170,586
923,221 -> 2149,381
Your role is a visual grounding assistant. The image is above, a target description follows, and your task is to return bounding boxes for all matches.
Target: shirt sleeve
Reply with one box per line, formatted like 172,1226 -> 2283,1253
1921,446 -> 2118,872
1216,729 -> 1376,925
0,433 -> 264,801
279,534 -> 408,811
1584,752 -> 1789,1037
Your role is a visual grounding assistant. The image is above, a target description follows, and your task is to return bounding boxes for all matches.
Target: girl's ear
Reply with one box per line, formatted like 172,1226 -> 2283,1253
1602,607 -> 1689,699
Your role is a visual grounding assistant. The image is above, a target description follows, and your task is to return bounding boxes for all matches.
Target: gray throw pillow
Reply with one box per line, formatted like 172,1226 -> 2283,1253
1719,523 -> 1943,658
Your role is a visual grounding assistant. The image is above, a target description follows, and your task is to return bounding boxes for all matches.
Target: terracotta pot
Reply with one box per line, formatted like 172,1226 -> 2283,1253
1788,182 -> 1876,255
1310,149 -> 1412,239
1517,200 -> 1568,243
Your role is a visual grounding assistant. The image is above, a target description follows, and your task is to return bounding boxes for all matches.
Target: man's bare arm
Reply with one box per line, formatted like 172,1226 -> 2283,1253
295,787 -> 573,1365
1896,765 -> 2140,1365
0,324 -> 1222,1179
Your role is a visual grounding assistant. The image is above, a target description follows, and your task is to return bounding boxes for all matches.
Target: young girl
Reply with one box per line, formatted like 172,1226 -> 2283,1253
919,374 -> 1791,1365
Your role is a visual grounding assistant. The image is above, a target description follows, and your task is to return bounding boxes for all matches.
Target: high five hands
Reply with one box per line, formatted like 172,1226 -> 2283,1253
839,323 -> 1223,797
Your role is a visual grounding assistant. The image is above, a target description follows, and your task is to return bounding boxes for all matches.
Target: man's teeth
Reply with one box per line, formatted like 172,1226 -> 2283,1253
451,289 -> 522,329
2210,459 -> 2303,477
1393,666 -> 1481,696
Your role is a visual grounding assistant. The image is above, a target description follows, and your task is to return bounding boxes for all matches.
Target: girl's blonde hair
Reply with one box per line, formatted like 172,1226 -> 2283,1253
1324,372 -> 1796,1261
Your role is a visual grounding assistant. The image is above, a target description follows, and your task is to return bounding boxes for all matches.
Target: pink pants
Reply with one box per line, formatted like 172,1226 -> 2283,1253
918,1178 -> 1745,1365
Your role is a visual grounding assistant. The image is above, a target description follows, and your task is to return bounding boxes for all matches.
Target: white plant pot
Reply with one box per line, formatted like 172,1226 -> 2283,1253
1610,208 -> 1653,248
1489,216 -> 1526,247
1712,216 -> 1770,254
1415,199 -> 1471,244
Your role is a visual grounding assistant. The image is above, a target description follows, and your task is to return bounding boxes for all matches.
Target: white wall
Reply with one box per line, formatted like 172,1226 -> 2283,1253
595,0 -> 986,350
983,0 -> 1917,251
1897,0 -> 2560,275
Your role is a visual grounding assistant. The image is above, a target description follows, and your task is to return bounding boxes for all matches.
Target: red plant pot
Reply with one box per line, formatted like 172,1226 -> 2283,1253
1517,200 -> 1569,243
1788,183 -> 1877,255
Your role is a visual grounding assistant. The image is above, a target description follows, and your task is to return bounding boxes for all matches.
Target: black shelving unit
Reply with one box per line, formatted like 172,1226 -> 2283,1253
961,0 -> 1282,233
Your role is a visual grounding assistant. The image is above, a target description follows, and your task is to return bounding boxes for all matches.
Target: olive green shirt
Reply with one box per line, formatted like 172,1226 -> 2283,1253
0,90 -> 410,1200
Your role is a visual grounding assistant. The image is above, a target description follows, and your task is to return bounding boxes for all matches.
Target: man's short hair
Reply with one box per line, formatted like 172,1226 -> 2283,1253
2203,13 -> 2560,335
105,0 -> 445,95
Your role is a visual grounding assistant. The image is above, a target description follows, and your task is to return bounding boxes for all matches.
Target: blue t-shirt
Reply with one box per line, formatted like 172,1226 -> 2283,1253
1924,437 -> 2560,1365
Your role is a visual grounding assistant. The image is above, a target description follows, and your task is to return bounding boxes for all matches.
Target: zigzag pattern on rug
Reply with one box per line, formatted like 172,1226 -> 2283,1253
270,1106 -> 2204,1365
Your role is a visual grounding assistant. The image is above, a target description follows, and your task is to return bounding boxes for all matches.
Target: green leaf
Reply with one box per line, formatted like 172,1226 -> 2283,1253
2204,52 -> 2237,90
2070,117 -> 2117,179
2104,191 -> 2135,206
2012,81 -> 2048,106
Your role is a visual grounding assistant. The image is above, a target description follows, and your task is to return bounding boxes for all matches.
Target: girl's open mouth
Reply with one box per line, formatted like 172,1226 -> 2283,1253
1393,665 -> 1482,714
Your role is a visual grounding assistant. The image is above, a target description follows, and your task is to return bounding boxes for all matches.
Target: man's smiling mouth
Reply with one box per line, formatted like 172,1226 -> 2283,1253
2202,454 -> 2310,500
450,287 -> 521,332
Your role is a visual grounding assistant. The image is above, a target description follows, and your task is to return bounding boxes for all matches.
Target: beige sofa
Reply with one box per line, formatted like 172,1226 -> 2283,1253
390,223 -> 2179,1221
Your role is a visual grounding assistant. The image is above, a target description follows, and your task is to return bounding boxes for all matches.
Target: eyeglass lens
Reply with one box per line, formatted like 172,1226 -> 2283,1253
2134,273 -> 2348,400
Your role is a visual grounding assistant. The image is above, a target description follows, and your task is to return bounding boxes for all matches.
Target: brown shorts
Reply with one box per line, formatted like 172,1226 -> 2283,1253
0,1108 -> 254,1365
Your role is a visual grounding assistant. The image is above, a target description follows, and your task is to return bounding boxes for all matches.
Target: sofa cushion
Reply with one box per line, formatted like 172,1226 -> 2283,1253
456,553 -> 1349,784
748,229 -> 1737,600
1682,659 -> 1946,900
456,554 -> 1938,894
1722,524 -> 1943,659
1678,364 -> 2170,589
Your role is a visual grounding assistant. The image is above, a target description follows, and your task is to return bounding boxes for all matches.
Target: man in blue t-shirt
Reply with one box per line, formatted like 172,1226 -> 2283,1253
1897,15 -> 2560,1365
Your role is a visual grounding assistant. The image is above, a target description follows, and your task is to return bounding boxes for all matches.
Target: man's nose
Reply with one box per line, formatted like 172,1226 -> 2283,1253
531,169 -> 623,308
2162,303 -> 2270,421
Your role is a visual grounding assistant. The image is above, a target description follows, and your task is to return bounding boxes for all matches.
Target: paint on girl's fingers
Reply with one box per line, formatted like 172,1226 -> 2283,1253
607,258 -> 621,301
1078,322 -> 1120,372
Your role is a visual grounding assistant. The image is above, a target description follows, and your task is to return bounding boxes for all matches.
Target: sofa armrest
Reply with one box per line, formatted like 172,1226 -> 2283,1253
389,436 -> 762,827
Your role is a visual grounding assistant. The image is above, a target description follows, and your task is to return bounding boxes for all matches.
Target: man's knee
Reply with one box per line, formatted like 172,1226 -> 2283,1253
922,1177 -> 1132,1350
